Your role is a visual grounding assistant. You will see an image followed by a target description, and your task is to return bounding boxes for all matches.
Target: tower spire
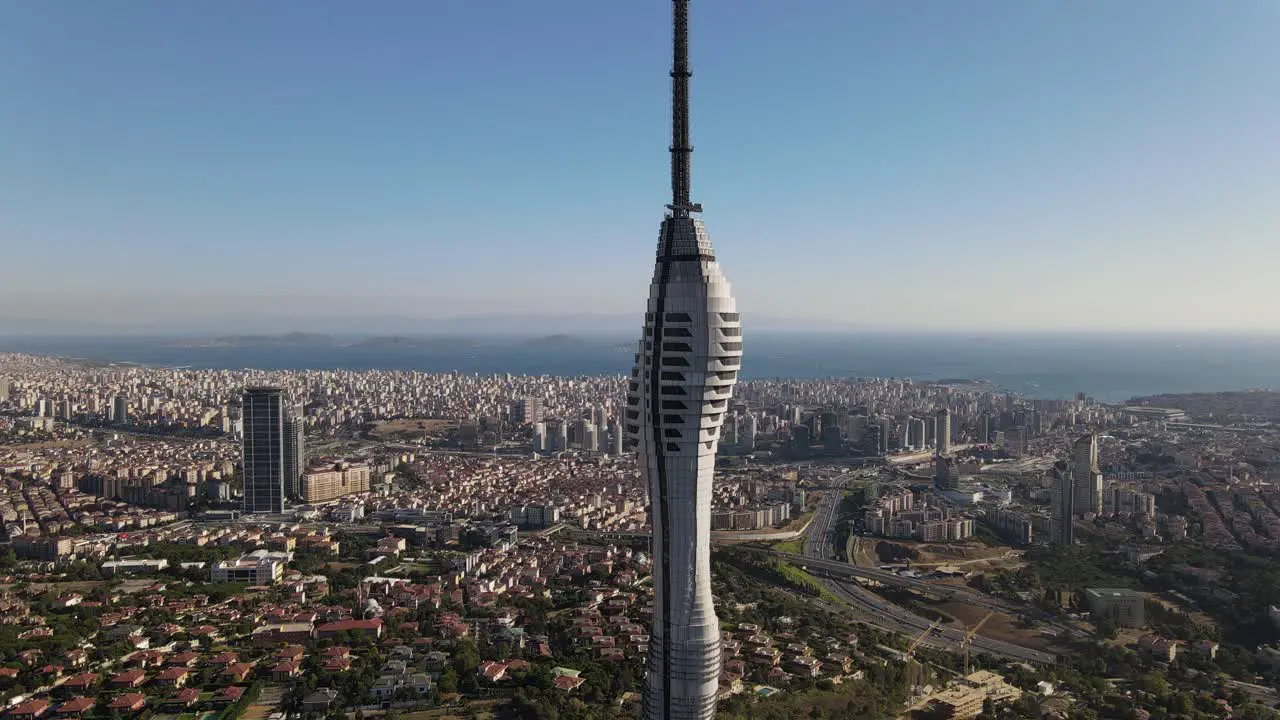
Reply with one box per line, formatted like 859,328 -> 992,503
668,0 -> 700,216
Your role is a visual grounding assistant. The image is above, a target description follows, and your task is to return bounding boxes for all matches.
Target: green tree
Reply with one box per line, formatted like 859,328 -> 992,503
437,668 -> 458,694
1136,671 -> 1169,697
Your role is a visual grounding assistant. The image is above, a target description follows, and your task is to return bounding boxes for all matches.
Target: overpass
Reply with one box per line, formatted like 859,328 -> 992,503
790,481 -> 1055,665
776,552 -> 1019,611
568,518 -> 812,544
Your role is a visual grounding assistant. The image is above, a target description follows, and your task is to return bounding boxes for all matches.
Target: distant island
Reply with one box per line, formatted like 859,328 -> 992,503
345,336 -> 481,350
171,332 -> 333,349
518,334 -> 584,348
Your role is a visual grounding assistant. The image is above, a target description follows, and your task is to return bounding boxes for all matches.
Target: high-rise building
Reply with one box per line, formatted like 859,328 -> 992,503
113,396 -> 129,425
907,417 -> 926,450
935,408 -> 952,455
1004,427 -> 1027,456
1050,461 -> 1075,545
1072,433 -> 1103,515
611,422 -> 625,456
934,456 -> 957,491
575,419 -> 599,453
553,421 -> 568,452
791,424 -> 811,457
533,422 -> 548,453
516,397 -> 546,425
627,4 -> 740,716
0,378 -> 10,401
283,410 -> 306,500
978,413 -> 991,444
741,414 -> 758,452
241,387 -> 286,515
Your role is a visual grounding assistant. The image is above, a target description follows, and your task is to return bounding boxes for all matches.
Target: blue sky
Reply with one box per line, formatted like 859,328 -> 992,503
2,1 -> 1278,332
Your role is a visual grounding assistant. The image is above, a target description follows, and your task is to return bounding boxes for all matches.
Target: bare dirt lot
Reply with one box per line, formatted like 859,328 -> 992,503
851,537 -> 1024,572
933,600 -> 1059,652
369,418 -> 456,441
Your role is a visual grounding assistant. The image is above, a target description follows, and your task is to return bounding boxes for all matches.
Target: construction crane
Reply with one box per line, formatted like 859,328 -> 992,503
906,619 -> 943,660
904,619 -> 942,696
962,611 -> 994,675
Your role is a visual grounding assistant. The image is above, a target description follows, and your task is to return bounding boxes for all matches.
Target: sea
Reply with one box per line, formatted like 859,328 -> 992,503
2,332 -> 1279,404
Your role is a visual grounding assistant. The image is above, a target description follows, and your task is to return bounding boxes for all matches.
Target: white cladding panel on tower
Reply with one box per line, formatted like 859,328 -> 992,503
627,216 -> 739,720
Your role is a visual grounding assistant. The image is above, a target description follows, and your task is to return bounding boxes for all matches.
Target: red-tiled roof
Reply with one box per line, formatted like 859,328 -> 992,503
56,698 -> 95,714
315,618 -> 383,633
10,699 -> 50,717
109,694 -> 146,710
173,688 -> 200,704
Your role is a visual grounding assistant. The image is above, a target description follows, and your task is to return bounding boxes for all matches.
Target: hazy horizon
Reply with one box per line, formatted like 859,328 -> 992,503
5,312 -> 1280,340
4,1 -> 1279,332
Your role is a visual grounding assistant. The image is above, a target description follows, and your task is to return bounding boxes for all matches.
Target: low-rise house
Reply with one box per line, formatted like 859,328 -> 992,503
478,661 -> 508,683
275,646 -> 306,663
214,686 -> 246,706
54,698 -> 94,718
108,694 -> 147,714
719,671 -> 744,697
554,675 -> 585,693
314,618 -> 383,641
108,669 -> 146,689
167,688 -> 201,709
210,652 -> 239,666
788,656 -> 823,678
222,663 -> 254,683
153,667 -> 192,688
167,652 -> 200,668
1137,634 -> 1178,663
271,662 -> 300,682
321,657 -> 352,673
823,655 -> 854,674
767,666 -> 793,685
371,676 -> 399,701
301,689 -> 339,714
59,673 -> 100,694
1192,640 -> 1219,660
10,699 -> 50,720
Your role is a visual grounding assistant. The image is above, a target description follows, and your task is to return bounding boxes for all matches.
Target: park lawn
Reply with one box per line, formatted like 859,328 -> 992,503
776,563 -> 843,605
772,539 -> 807,555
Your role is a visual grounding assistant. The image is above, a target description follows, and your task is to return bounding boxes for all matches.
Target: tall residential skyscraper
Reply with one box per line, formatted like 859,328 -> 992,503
242,387 -> 286,515
113,396 -> 128,425
283,409 -> 306,500
1050,460 -> 1075,545
935,408 -> 952,455
626,3 -> 741,717
1072,432 -> 1103,515
741,414 -> 758,453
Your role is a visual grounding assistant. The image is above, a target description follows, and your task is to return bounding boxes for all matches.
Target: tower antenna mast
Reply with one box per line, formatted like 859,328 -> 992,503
668,0 -> 701,216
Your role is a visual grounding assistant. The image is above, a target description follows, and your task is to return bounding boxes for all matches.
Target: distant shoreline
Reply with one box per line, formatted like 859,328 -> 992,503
6,333 -> 1278,405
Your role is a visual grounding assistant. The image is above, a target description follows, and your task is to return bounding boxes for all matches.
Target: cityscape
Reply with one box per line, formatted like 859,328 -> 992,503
4,1 -> 1280,720
4,343 -> 1280,719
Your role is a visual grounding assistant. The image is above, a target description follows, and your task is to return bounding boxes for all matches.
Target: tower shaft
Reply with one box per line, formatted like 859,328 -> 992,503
631,3 -> 739,719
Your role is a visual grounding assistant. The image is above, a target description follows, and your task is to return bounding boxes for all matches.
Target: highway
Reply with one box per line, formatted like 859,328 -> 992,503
796,476 -> 1056,665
